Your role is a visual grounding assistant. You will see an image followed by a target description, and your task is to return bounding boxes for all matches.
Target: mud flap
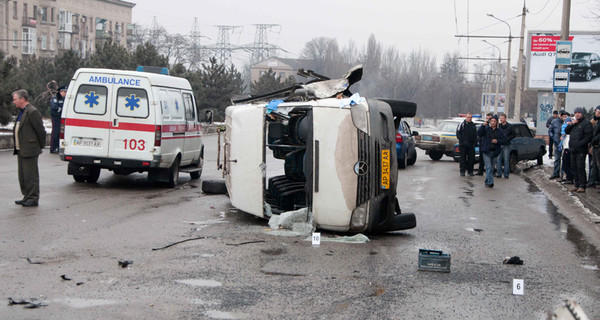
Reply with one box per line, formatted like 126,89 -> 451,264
389,197 -> 416,231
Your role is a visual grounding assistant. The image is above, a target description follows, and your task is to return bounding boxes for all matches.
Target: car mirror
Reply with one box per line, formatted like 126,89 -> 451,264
412,131 -> 419,136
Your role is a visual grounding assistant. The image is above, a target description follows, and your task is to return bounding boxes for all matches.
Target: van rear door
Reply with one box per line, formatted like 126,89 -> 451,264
224,105 -> 265,217
64,76 -> 111,157
107,78 -> 154,161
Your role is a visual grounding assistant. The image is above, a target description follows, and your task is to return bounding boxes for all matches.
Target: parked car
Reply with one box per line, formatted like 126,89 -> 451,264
396,119 -> 418,169
452,122 -> 545,171
415,118 -> 484,161
570,52 -> 600,81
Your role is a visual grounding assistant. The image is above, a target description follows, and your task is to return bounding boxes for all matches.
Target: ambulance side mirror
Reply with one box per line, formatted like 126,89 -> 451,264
203,110 -> 213,124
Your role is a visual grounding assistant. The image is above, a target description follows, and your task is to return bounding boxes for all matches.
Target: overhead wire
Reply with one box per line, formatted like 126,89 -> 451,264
530,0 -> 562,29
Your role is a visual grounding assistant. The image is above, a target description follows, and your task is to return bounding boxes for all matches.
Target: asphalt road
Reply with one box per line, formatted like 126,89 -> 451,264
1,133 -> 599,319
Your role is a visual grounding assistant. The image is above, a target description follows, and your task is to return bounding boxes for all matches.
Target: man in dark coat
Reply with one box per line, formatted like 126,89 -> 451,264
549,111 -> 566,179
456,113 -> 477,176
12,89 -> 47,207
496,113 -> 514,178
476,113 -> 494,175
49,85 -> 66,153
546,110 -> 558,159
590,106 -> 600,188
477,115 -> 506,188
565,107 -> 593,193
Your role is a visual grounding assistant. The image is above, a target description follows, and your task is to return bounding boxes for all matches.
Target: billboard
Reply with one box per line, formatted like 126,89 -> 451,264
526,31 -> 600,92
480,93 -> 506,114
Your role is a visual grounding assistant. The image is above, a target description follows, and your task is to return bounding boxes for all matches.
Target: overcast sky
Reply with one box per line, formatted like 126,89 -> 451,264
131,0 -> 598,72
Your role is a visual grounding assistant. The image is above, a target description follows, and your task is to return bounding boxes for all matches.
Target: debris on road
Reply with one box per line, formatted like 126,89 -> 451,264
60,274 -> 72,281
418,249 -> 451,272
226,240 -> 266,246
118,260 -> 134,268
304,234 -> 370,244
25,257 -> 44,264
552,299 -> 590,320
503,256 -> 524,265
76,282 -> 85,286
260,245 -> 287,256
268,208 -> 310,230
152,236 -> 207,251
8,297 -> 48,308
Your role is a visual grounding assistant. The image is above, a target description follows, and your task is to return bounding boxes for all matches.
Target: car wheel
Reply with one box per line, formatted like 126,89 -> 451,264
585,69 -> 593,81
73,175 -> 86,183
190,150 -> 203,180
202,179 -> 228,194
398,150 -> 407,169
537,147 -> 544,166
167,157 -> 180,188
509,153 -> 517,173
407,149 -> 417,166
85,167 -> 101,183
429,151 -> 443,161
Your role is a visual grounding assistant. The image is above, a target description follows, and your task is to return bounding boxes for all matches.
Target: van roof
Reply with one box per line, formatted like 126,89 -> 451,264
72,68 -> 192,90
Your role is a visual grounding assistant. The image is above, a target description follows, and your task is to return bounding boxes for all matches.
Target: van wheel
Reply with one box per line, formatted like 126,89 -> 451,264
167,158 -> 180,188
73,175 -> 86,183
86,167 -> 101,183
190,150 -> 203,180
429,151 -> 443,161
202,179 -> 227,194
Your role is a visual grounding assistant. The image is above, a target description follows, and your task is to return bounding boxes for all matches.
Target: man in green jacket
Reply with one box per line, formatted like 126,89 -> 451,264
12,89 -> 46,207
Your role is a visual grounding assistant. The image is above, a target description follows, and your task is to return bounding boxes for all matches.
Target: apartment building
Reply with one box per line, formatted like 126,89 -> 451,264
0,0 -> 135,59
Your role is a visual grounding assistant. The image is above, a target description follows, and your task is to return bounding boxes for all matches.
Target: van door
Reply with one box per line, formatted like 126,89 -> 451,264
108,82 -> 154,161
182,92 -> 201,164
224,105 -> 265,217
64,81 -> 111,157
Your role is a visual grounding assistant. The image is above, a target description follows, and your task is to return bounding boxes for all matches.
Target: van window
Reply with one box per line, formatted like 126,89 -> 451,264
116,88 -> 149,118
158,89 -> 169,117
168,90 -> 184,120
74,85 -> 108,115
183,93 -> 195,121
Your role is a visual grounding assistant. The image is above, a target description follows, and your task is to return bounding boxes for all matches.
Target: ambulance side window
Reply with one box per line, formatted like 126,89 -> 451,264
168,90 -> 184,120
74,85 -> 108,115
116,88 -> 149,118
159,89 -> 170,118
183,93 -> 195,121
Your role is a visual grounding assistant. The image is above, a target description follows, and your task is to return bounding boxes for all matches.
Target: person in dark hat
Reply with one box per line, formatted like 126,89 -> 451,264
565,107 -> 593,193
49,85 -> 67,153
546,110 -> 559,159
477,114 -> 506,188
590,105 -> 600,189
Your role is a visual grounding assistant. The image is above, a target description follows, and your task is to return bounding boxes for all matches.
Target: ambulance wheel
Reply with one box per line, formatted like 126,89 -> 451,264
167,158 -> 180,188
86,167 -> 101,183
190,151 -> 203,180
73,175 -> 86,183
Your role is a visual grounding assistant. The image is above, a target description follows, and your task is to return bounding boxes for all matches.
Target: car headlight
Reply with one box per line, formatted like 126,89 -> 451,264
350,202 -> 368,231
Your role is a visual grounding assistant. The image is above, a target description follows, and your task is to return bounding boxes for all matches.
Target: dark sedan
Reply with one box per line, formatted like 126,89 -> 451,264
570,52 -> 600,81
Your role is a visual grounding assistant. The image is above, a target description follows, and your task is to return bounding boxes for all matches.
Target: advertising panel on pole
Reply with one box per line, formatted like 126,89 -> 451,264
480,93 -> 506,114
526,31 -> 600,92
555,41 -> 572,65
553,69 -> 569,93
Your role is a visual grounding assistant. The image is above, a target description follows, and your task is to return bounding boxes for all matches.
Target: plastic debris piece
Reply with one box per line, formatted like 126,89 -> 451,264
60,275 -> 72,281
268,208 -> 309,230
339,92 -> 366,108
304,233 -> 370,244
118,260 -> 134,268
76,282 -> 85,286
552,299 -> 590,320
266,99 -> 284,113
503,256 -> 524,265
25,257 -> 44,264
226,240 -> 266,246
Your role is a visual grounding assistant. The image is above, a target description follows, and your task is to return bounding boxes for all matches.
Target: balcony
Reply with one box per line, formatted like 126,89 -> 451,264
22,17 -> 38,28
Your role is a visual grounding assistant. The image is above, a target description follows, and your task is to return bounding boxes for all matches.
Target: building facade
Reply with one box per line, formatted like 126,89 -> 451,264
0,0 -> 135,59
251,57 -> 310,83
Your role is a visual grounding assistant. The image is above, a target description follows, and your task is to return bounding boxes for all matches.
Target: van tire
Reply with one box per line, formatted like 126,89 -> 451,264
167,158 -> 180,188
202,179 -> 227,194
190,149 -> 203,180
73,175 -> 86,183
86,167 -> 101,183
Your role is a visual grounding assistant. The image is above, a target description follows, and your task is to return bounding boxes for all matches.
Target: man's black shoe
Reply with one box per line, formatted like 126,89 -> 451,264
15,199 -> 25,205
549,176 -> 559,180
476,172 -> 483,176
468,172 -> 475,176
21,200 -> 38,207
489,183 -> 494,188
460,172 -> 465,176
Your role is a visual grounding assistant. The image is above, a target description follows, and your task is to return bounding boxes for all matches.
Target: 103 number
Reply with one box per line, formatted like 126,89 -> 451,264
123,139 -> 146,151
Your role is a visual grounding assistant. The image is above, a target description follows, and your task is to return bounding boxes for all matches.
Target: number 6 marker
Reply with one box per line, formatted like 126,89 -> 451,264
513,279 -> 524,295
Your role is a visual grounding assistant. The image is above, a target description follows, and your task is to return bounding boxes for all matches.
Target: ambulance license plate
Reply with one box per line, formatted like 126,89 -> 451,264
72,138 -> 102,148
381,149 -> 390,189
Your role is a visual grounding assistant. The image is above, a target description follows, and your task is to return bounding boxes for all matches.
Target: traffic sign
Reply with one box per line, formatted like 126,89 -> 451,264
555,41 -> 572,65
553,69 -> 569,93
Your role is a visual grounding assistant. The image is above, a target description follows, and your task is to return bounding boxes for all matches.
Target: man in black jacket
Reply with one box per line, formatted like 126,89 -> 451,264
565,107 -> 593,193
476,113 -> 494,175
591,106 -> 600,188
496,113 -> 514,178
457,113 -> 477,176
546,110 -> 558,158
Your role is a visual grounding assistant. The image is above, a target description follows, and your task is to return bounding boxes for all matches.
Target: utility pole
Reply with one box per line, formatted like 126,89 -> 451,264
513,1 -> 527,119
555,0 -> 571,111
213,25 -> 241,67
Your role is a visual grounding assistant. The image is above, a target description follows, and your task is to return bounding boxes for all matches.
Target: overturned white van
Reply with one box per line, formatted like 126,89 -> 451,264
60,67 -> 205,187
219,66 -> 417,233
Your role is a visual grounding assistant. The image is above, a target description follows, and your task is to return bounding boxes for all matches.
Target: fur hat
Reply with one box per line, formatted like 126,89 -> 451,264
573,107 -> 585,114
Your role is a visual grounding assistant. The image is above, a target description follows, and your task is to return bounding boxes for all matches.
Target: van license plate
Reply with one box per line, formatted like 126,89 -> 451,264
72,138 -> 102,148
381,149 -> 390,189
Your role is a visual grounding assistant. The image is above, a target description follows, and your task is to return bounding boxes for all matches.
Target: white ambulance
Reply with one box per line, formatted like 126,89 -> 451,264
60,67 -> 206,187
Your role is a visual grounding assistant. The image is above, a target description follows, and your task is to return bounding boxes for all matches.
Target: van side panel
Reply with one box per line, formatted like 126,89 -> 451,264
159,89 -> 187,166
225,105 -> 265,217
311,108 -> 358,231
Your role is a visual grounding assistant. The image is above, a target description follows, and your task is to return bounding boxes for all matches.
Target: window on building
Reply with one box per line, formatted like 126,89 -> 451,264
49,35 -> 55,50
33,5 -> 37,20
12,30 -> 18,47
23,3 -> 27,19
51,8 -> 54,23
22,27 -> 37,55
40,34 -> 47,50
41,7 -> 47,21
59,33 -> 71,50
12,2 -> 17,19
58,10 -> 73,32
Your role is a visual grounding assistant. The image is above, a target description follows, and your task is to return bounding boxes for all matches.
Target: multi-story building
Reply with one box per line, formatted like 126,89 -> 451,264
0,0 -> 135,59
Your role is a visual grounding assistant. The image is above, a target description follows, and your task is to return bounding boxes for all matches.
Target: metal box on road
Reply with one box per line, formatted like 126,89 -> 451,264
418,249 -> 451,272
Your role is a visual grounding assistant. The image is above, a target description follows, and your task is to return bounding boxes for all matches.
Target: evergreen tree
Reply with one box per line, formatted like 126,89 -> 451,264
88,39 -> 132,70
0,51 -> 18,124
250,69 -> 295,96
132,42 -> 169,68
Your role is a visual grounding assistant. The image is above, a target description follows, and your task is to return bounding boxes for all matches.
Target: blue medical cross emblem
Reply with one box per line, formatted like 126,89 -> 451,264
84,91 -> 100,108
125,94 -> 140,111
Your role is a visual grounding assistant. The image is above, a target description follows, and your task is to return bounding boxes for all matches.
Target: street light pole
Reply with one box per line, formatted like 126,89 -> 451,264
555,0 -> 571,111
488,14 -> 512,117
514,1 -> 527,120
483,40 -> 502,114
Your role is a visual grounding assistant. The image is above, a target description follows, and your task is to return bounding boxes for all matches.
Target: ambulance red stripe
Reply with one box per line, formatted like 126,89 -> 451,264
65,118 -> 201,134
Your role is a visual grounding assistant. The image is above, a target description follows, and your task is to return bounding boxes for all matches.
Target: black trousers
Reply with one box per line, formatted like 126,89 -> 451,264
571,152 -> 587,189
17,154 -> 40,202
548,140 -> 554,158
459,145 -> 475,174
